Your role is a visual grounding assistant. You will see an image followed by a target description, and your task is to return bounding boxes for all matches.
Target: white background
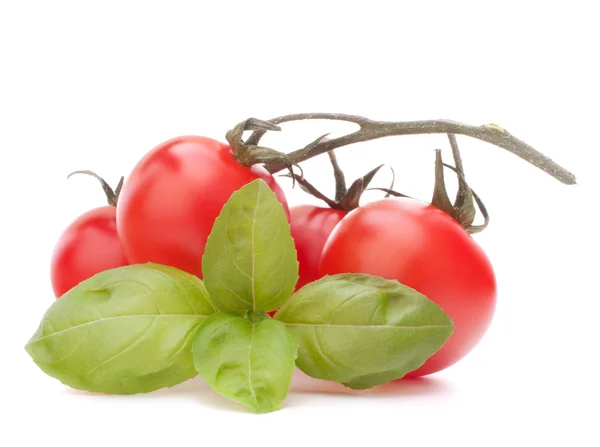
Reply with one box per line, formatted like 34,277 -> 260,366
1,1 -> 599,446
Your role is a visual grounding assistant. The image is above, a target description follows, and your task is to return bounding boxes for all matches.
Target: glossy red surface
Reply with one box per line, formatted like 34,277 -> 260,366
319,198 -> 497,377
117,136 -> 288,278
51,206 -> 128,297
290,205 -> 346,290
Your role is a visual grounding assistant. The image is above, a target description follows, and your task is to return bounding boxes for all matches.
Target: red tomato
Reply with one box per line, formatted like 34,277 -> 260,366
290,205 -> 346,290
116,136 -> 289,278
51,206 -> 128,297
318,198 -> 496,377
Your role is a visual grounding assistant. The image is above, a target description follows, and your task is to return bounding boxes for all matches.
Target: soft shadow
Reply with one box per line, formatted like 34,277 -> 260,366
132,377 -> 251,413
289,369 -> 453,398
147,376 -> 207,396
63,370 -> 452,412
62,376 -> 208,398
63,388 -> 108,397
190,388 -> 253,414
64,376 -> 251,413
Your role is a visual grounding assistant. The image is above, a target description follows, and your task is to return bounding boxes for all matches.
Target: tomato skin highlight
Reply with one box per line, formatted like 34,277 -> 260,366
290,205 -> 346,290
116,136 -> 289,278
51,206 -> 128,298
318,198 -> 496,377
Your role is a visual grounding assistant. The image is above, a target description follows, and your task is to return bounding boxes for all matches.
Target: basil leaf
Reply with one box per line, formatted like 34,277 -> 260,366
202,179 -> 298,313
25,263 -> 216,394
275,274 -> 454,389
192,311 -> 298,413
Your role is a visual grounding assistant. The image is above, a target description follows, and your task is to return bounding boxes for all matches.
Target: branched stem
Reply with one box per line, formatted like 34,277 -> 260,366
244,113 -> 575,185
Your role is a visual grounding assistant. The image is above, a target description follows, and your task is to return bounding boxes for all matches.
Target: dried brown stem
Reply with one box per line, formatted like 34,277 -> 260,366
67,170 -> 123,206
327,150 -> 347,201
243,113 -> 575,185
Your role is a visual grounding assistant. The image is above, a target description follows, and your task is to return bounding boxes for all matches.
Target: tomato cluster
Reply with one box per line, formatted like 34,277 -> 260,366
51,133 -> 496,378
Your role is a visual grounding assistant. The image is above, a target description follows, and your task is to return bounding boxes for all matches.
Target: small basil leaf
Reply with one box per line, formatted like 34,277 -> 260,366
275,273 -> 454,389
202,179 -> 299,313
25,263 -> 216,394
192,311 -> 298,413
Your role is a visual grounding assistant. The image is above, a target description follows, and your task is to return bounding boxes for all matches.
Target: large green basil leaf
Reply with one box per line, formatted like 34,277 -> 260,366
192,311 -> 298,413
202,179 -> 298,313
25,263 -> 216,394
275,274 -> 454,389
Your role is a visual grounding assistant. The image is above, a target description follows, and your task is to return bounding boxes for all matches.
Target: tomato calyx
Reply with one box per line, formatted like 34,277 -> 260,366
226,118 -> 305,185
284,151 -> 394,212
327,150 -> 348,202
431,153 -> 481,234
442,163 -> 490,233
381,135 -> 490,233
291,136 -> 489,232
67,170 -> 124,207
431,134 -> 489,233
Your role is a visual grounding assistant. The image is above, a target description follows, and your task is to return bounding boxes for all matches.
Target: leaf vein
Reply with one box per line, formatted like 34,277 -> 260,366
312,326 -> 346,371
253,224 -> 281,255
148,327 -> 198,374
30,314 -> 206,342
216,280 -> 252,307
231,257 -> 253,281
248,322 -> 257,400
46,325 -> 92,365
285,323 -> 451,329
145,267 -> 196,314
86,317 -> 158,375
250,184 -> 260,311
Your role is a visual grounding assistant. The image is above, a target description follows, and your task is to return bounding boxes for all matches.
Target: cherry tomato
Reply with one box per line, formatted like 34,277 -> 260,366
318,197 -> 496,377
51,206 -> 128,297
290,205 -> 346,290
117,136 -> 289,278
